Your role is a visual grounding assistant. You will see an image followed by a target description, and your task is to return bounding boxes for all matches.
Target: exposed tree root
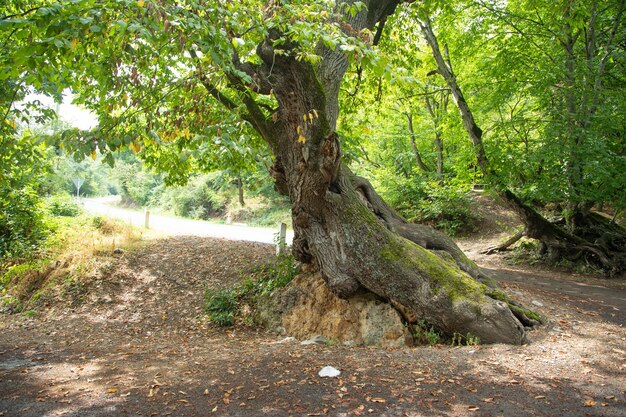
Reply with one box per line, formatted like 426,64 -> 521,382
347,171 -> 540,332
482,228 -> 526,255
500,191 -> 626,276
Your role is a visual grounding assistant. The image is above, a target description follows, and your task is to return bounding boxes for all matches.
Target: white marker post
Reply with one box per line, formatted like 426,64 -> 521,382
276,222 -> 287,255
71,178 -> 84,199
144,208 -> 150,229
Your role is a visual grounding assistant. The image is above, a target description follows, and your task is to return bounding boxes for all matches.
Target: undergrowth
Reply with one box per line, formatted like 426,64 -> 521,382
204,255 -> 298,326
504,239 -> 606,275
412,319 -> 481,347
381,179 -> 479,236
1,212 -> 143,314
226,196 -> 291,227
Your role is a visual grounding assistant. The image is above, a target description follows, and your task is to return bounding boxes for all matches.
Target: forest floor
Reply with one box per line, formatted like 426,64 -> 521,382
1,207 -> 625,416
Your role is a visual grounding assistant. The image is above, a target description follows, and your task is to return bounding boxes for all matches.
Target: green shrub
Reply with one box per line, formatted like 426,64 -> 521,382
204,255 -> 298,326
229,200 -> 291,227
0,185 -> 47,259
46,195 -> 82,217
0,135 -> 50,259
451,332 -> 481,346
381,178 -> 478,235
413,320 -> 442,345
204,288 -> 238,326
416,182 -> 478,235
242,255 -> 298,297
160,174 -> 225,220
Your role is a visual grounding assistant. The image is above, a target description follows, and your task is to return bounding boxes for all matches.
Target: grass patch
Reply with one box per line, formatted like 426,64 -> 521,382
204,255 -> 298,326
1,212 -> 144,314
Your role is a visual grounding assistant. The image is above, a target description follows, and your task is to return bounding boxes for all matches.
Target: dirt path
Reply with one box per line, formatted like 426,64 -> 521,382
1,236 -> 625,416
82,197 -> 295,245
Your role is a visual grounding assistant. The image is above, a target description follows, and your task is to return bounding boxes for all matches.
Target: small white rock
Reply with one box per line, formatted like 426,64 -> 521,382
301,335 -> 327,345
318,366 -> 341,378
531,300 -> 544,307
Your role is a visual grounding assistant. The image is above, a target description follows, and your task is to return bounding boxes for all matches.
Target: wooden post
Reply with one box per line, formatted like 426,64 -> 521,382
276,222 -> 287,255
144,208 -> 150,229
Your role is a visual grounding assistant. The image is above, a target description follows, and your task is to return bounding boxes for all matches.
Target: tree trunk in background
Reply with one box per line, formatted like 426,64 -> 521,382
424,89 -> 448,181
236,177 -> 245,207
229,0 -> 536,344
406,112 -> 431,174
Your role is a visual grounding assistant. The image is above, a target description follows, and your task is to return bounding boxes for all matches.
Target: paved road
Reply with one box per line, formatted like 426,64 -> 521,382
81,196 -> 294,245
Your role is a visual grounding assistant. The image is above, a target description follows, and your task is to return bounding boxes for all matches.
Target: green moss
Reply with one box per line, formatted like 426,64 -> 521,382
510,305 -> 542,322
345,194 -> 488,304
381,235 -> 486,302
486,288 -> 509,303
380,237 -> 408,262
487,289 -> 542,322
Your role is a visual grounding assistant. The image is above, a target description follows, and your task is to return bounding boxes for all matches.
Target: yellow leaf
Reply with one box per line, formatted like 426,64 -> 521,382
302,114 -> 307,122
130,141 -> 141,153
70,39 -> 78,50
297,135 -> 306,143
137,0 -> 145,7
308,113 -> 313,122
312,109 -> 318,118
107,388 -> 119,394
90,150 -> 97,160
584,400 -> 597,407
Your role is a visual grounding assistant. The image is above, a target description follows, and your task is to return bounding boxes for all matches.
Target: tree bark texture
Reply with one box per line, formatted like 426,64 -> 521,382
221,0 -> 535,344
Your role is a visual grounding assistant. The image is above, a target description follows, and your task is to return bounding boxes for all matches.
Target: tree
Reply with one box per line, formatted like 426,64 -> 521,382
1,0 -> 539,343
0,133 -> 49,257
413,1 -> 625,273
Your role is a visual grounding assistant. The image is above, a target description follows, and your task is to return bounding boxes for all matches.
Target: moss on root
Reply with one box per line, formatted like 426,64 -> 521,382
510,305 -> 542,323
381,235 -> 487,302
487,288 -> 542,324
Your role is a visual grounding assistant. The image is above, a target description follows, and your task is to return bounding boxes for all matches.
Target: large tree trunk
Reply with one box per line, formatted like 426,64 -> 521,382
271,2 -> 530,343
230,0 -> 535,344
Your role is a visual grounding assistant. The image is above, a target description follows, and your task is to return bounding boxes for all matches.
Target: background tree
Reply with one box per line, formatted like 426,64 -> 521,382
408,0 -> 625,272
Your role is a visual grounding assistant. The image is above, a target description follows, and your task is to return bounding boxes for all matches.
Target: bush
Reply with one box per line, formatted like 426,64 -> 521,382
160,174 -> 226,220
204,255 -> 298,326
413,320 -> 442,345
204,288 -> 238,326
46,195 -> 82,217
0,185 -> 47,259
242,255 -> 298,297
416,183 -> 478,235
91,216 -> 118,235
381,177 -> 478,235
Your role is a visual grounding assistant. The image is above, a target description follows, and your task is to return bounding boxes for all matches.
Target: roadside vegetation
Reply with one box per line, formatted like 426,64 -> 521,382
0,195 -> 142,316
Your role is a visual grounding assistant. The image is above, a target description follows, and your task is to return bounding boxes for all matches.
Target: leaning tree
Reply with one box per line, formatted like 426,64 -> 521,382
1,0 -> 540,343
413,0 -> 626,274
